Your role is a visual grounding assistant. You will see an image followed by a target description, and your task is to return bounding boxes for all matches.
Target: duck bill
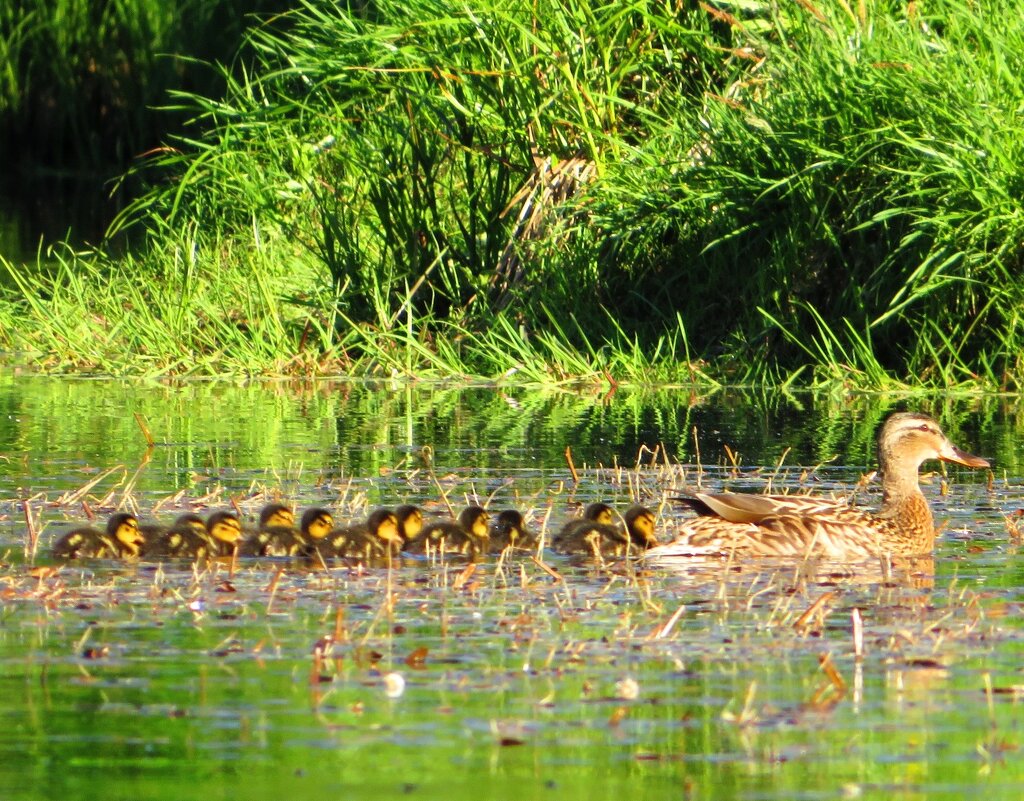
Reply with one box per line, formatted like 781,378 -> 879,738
939,442 -> 990,469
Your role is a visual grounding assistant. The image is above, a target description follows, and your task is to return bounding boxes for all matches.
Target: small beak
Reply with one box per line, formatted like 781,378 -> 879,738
939,442 -> 990,469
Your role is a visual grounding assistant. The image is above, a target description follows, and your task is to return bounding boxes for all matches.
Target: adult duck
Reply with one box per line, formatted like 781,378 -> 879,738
646,412 -> 989,561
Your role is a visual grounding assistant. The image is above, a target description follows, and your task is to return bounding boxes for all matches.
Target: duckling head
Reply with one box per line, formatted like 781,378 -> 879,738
459,506 -> 490,538
207,511 -> 243,544
624,506 -> 658,547
494,509 -> 526,540
110,513 -> 144,555
582,502 -> 615,526
368,508 -> 402,545
301,507 -> 335,540
173,513 -> 207,533
395,505 -> 424,541
259,503 -> 295,529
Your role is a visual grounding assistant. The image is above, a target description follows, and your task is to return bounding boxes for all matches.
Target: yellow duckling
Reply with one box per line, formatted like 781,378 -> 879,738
646,412 -> 990,561
52,512 -> 144,559
237,503 -> 296,556
145,510 -> 243,559
488,509 -> 536,554
316,508 -> 403,561
552,504 -> 658,556
395,504 -> 425,544
241,507 -> 335,557
139,512 -> 205,556
402,506 -> 490,559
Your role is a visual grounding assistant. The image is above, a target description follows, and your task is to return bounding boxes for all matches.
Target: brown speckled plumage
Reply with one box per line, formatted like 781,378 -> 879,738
647,412 -> 989,561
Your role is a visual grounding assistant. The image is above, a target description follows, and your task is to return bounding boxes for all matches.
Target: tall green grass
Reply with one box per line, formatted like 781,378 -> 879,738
2,0 -> 1024,387
593,0 -> 1024,388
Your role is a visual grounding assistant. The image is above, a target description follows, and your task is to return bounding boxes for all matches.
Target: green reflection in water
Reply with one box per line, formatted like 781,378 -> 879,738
0,378 -> 1021,800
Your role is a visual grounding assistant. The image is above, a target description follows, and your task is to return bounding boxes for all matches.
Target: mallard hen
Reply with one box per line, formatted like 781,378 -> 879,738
646,412 -> 989,561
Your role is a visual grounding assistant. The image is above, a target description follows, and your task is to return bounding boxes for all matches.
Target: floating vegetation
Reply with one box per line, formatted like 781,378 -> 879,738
0,381 -> 1020,798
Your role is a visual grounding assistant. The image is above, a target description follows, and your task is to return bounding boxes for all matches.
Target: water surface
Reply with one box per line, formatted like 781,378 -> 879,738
0,378 -> 1020,800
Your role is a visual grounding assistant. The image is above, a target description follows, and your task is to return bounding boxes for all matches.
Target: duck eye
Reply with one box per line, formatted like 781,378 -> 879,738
919,424 -> 931,432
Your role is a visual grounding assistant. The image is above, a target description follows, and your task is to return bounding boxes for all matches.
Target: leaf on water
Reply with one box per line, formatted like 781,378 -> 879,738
608,706 -> 627,727
215,580 -> 237,593
383,672 -> 405,698
453,564 -> 476,590
499,737 -> 525,747
615,677 -> 640,700
405,646 -> 429,668
984,685 -> 1024,696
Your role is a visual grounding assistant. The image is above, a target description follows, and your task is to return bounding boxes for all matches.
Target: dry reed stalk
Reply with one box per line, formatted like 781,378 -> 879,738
852,607 -> 864,660
133,412 -> 155,447
22,499 -> 39,561
564,446 -> 579,484
265,565 -> 286,615
651,603 -> 687,640
57,465 -> 125,507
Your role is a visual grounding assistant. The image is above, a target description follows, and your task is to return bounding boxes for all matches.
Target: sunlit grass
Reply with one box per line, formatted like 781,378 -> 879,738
3,0 -> 1024,387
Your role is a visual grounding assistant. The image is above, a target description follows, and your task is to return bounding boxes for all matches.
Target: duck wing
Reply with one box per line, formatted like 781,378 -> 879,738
675,492 -> 850,523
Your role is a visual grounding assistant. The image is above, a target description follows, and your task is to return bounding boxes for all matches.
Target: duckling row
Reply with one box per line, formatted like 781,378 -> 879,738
50,502 -> 660,562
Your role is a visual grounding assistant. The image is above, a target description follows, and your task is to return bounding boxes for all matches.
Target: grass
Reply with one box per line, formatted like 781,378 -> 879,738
2,0 -> 1024,387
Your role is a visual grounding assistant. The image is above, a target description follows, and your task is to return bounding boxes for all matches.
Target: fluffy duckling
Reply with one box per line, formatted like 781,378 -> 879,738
551,502 -> 615,551
241,507 -> 335,557
552,504 -> 658,557
145,510 -> 243,559
403,506 -> 490,559
237,503 -> 297,556
139,513 -> 205,556
52,512 -> 144,559
395,504 -> 425,544
316,508 -> 403,562
489,509 -> 536,554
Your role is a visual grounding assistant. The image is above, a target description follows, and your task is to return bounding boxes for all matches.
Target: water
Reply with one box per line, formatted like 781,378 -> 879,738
0,378 -> 1021,800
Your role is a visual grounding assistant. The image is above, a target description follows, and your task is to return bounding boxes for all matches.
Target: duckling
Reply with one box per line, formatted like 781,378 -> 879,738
145,510 -> 243,559
241,507 -> 335,557
552,504 -> 658,557
395,504 -> 425,544
139,513 -> 206,557
551,503 -> 615,551
403,505 -> 490,559
316,508 -> 403,562
52,512 -> 144,559
237,503 -> 299,557
489,509 -> 536,554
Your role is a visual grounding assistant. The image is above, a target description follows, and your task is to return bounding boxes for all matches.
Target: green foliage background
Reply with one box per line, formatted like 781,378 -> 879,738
2,0 -> 1023,387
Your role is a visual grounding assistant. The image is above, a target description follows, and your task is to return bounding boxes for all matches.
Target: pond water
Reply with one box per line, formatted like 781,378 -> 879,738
0,377 -> 1021,800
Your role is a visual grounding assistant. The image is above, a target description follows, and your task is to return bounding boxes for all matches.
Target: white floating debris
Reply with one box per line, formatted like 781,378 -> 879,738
615,677 -> 640,701
383,672 -> 405,698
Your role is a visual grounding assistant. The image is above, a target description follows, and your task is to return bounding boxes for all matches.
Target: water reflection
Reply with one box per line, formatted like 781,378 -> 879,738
0,378 -> 1020,799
